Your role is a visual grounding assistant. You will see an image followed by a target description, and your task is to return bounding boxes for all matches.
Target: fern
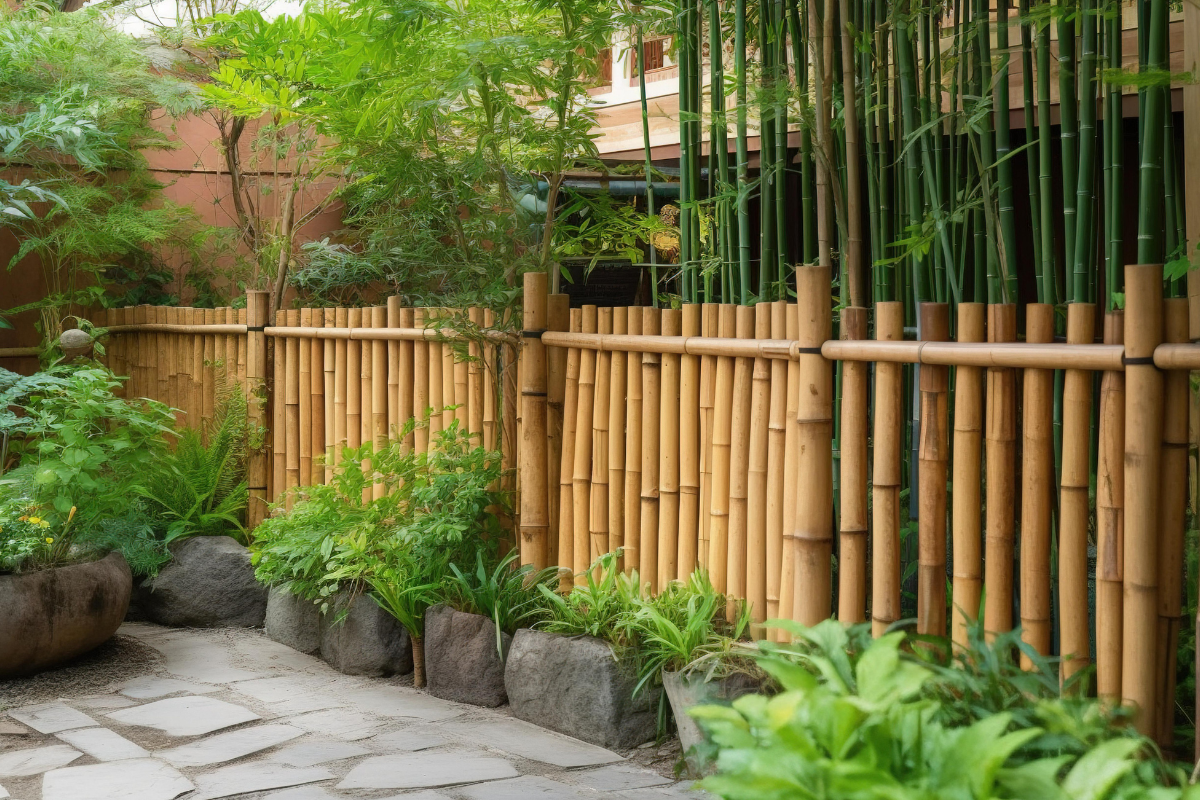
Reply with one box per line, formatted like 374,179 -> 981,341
83,504 -> 171,578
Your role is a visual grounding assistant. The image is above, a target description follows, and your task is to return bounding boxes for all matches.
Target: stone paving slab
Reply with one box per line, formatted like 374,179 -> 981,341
106,696 -> 261,737
41,758 -> 193,800
571,764 -> 675,791
336,751 -> 517,790
287,709 -> 383,741
55,727 -> 149,761
0,721 -> 29,737
8,704 -> 96,734
120,676 -> 219,699
0,781 -> 8,798
340,686 -> 464,722
456,775 -> 587,800
156,723 -> 304,767
264,740 -> 370,768
367,726 -> 448,752
0,745 -> 81,778
189,762 -> 334,800
444,717 -> 624,768
71,696 -> 138,711
146,634 -> 265,683
261,787 -> 342,800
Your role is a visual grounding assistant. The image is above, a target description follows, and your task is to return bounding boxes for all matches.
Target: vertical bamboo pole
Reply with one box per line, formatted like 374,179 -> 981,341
471,306 -> 488,441
709,305 -> 736,594
1097,311 -> 1126,701
388,297 -> 401,440
776,303 -> 801,639
559,309 -> 583,581
520,273 -> 550,569
346,308 -> 363,453
333,308 -> 349,469
1059,302 -> 1097,678
246,291 -> 269,529
502,310 -> 518,548
483,309 -> 498,455
310,307 -> 325,484
1122,264 -> 1164,735
442,309 -> 456,432
237,307 -> 248,391
284,309 -> 301,507
951,303 -> 986,645
747,304 -> 772,624
727,307 -> 753,605
271,310 -> 285,504
640,307 -> 663,589
127,306 -> 141,400
984,303 -> 1018,636
180,308 -> 194,425
917,303 -> 950,637
190,308 -> 203,432
679,305 -> 702,580
872,302 -> 905,637
591,308 -> 614,568
793,266 -> 833,627
428,308 -> 444,440
323,308 -> 336,482
838,306 -> 869,625
371,306 -> 387,500
399,308 -> 415,452
573,307 -> 599,582
106,308 -> 121,396
299,309 -> 313,488
658,309 -> 682,588
203,307 -> 216,427
360,309 -> 375,501
608,308 -> 628,570
698,303 -> 718,572
765,301 -> 788,624
413,309 -> 430,453
1156,298 -> 1188,744
624,308 -> 643,573
1020,303 -> 1055,662
546,297 -> 569,568
155,306 -> 169,406
454,319 -> 469,431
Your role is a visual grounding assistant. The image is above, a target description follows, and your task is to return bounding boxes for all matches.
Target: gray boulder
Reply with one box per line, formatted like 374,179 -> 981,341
320,591 -> 412,677
265,587 -> 322,653
425,605 -> 510,707
504,629 -> 658,749
141,537 -> 267,627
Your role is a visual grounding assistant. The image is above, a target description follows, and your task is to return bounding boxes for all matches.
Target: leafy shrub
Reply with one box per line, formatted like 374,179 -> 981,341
444,549 -> 558,651
537,552 -> 646,648
85,504 -> 171,577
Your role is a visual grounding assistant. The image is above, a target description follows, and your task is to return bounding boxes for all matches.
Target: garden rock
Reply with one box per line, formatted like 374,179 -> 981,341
266,588 -> 322,654
319,592 -> 412,677
424,605 -> 509,707
140,537 -> 267,628
504,629 -> 657,749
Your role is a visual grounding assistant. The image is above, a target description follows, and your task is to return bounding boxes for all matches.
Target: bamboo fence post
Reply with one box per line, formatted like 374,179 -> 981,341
399,308 -> 415,452
1020,303 -> 1055,663
917,303 -> 949,637
624,308 -> 643,574
776,303 -> 800,640
428,308 -> 444,440
679,304 -> 702,580
483,310 -> 497,454
455,318 -> 469,431
1122,264 -> 1165,735
727,307 -> 753,605
872,302 -> 905,637
246,291 -> 269,529
237,307 -> 248,391
222,306 -> 236,388
110,307 -> 125,397
1059,302 -> 1097,679
591,308 -> 614,569
984,303 -> 1018,637
708,305 -> 736,594
134,304 -> 147,401
443,309 -> 457,432
334,308 -> 349,469
162,308 -> 177,421
608,307 -> 628,570
747,303 -> 772,626
504,307 -> 518,543
838,306 -> 869,626
155,307 -> 169,407
658,309 -> 682,588
1097,310 -> 1126,701
951,303 -> 986,645
559,309 -> 583,583
127,306 -> 140,399
190,308 -> 203,431
573,306 -> 599,582
413,309 -> 430,453
1156,298 -> 1189,745
271,310 -> 285,504
299,309 -> 313,488
388,297 -> 401,439
284,309 -> 301,507
203,307 -> 216,427
765,301 -> 788,625
310,307 -> 325,485
472,306 -> 488,441
371,306 -> 387,500
346,308 -> 363,456
323,309 -> 336,482
182,307 -> 196,424
360,308 -> 375,502
640,307 -> 663,589
698,303 -> 718,572
793,266 -> 833,627
519,273 -> 550,569
546,297 -> 569,568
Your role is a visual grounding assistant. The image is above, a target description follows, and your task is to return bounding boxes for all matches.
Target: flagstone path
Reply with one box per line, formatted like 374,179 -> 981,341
0,624 -> 706,800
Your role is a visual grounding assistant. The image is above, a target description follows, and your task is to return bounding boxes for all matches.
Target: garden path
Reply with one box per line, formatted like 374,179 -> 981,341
0,624 -> 705,800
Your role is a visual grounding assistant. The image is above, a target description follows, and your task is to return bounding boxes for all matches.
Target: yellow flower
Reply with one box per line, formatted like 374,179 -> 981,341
38,520 -> 49,528
67,506 -> 76,523
45,538 -> 54,544
27,516 -> 40,525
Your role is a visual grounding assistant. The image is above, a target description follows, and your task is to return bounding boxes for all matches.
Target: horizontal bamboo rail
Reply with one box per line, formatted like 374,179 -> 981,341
0,347 -> 39,358
823,340 -> 1126,371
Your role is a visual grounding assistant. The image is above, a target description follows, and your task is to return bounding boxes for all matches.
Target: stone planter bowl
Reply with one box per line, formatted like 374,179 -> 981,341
0,552 -> 132,678
663,668 -> 762,776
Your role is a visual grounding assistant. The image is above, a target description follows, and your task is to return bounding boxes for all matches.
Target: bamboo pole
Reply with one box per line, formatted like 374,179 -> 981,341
324,308 -> 336,482
1020,303 -> 1055,662
559,309 -> 583,583
951,303 -> 986,645
165,308 -> 181,423
309,307 -> 324,484
454,318 -> 469,431
917,303 -> 950,637
608,307 -> 628,570
483,309 -> 497,455
747,303 -> 772,625
237,308 -> 248,391
155,306 -> 169,407
442,308 -> 457,432
838,306 -> 869,625
872,301 -> 905,637
428,308 -> 443,440
679,305 -> 702,580
765,301 -> 788,624
246,291 -> 269,529
284,309 -> 301,507
471,306 -> 488,441
774,303 -> 800,639
708,305 -> 736,594
1059,302 -> 1097,678
502,310 -> 518,550
658,309 -> 682,589
398,307 -> 414,453
299,308 -> 313,488
1097,310 -> 1126,701
520,273 -> 550,569
346,308 -> 363,456
203,307 -> 215,427
1122,264 -> 1164,735
334,308 -> 349,470
698,303 -> 718,572
591,308 -> 614,569
271,310 -> 285,504
546,297 -> 569,568
819,340 -> 1125,371
625,307 -> 643,574
388,298 -> 401,440
641,307 -> 663,590
371,306 -> 387,500
984,304 -> 1018,637
191,308 -> 203,430
793,266 -> 833,627
573,306 -> 599,583
106,308 -> 122,396
360,308 -> 375,501
1156,298 -> 1188,745
413,309 -> 430,453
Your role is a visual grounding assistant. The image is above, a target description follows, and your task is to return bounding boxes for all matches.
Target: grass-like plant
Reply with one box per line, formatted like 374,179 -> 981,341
445,549 -> 558,656
537,551 -> 646,649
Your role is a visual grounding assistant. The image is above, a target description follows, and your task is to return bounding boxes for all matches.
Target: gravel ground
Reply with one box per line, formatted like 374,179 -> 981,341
0,635 -> 164,710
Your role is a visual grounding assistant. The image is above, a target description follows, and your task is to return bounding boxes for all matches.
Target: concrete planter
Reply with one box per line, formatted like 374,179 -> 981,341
504,629 -> 658,749
424,605 -> 510,707
0,553 -> 132,678
320,590 -> 413,677
662,668 -> 762,776
265,586 -> 322,654
137,536 -> 267,628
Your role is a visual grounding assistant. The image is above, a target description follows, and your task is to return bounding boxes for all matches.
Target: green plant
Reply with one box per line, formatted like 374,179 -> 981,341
445,549 -> 558,655
537,551 -> 645,648
85,503 -> 171,577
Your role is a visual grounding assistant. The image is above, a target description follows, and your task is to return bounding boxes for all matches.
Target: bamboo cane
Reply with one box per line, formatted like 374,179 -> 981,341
609,307 -> 628,570
455,317 -> 469,431
951,303 -> 986,645
246,291 -> 269,529
573,306 -> 599,583
299,308 -> 313,488
483,309 -> 497,455
1155,297 -> 1188,744
559,309 -> 582,584
471,306 -> 488,441
591,308 -> 613,570
984,304 -> 1017,637
324,308 -> 336,482
1097,310 -> 1126,702
346,308 -> 363,457
127,305 -> 140,400
191,307 -> 205,426
162,308 -> 177,421
546,297 -> 569,568
658,309 -> 682,588
709,305 -> 737,594
838,306 -> 869,625
237,308 -> 248,392
747,303 -> 772,626
310,307 -> 325,485
107,308 -> 122,397
699,303 -> 718,572
271,310 -> 285,504
765,301 -> 788,625
625,308 -> 643,574
521,273 -> 550,569
1122,264 -> 1164,735
203,308 -> 216,427
413,309 -> 429,452
371,306 -> 387,500
793,266 -> 833,626
334,308 -> 349,469
284,309 -> 301,507
156,306 -> 169,407
679,304 -> 702,580
444,309 -> 457,432
776,302 -> 800,640
398,307 -> 414,451
388,298 -> 401,440
917,303 -> 949,637
1020,303 -> 1055,663
428,308 -> 443,440
641,307 -> 663,590
872,301 -> 905,636
360,308 -> 375,501
1059,302 -> 1096,679
727,307 -> 753,605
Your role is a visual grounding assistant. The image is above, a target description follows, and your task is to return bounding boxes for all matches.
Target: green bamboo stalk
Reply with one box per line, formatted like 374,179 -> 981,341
1071,0 -> 1098,305
1036,0 -> 1055,305
895,15 -> 931,303
1019,0 -> 1043,295
1136,0 -> 1167,265
840,0 -> 863,307
735,0 -> 751,301
995,0 -> 1017,302
1104,0 -> 1121,309
760,0 -> 777,297
636,24 -> 659,308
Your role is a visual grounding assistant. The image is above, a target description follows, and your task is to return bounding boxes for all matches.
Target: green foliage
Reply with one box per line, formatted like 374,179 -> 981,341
537,552 -> 646,648
85,504 -> 171,577
444,549 -> 558,650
